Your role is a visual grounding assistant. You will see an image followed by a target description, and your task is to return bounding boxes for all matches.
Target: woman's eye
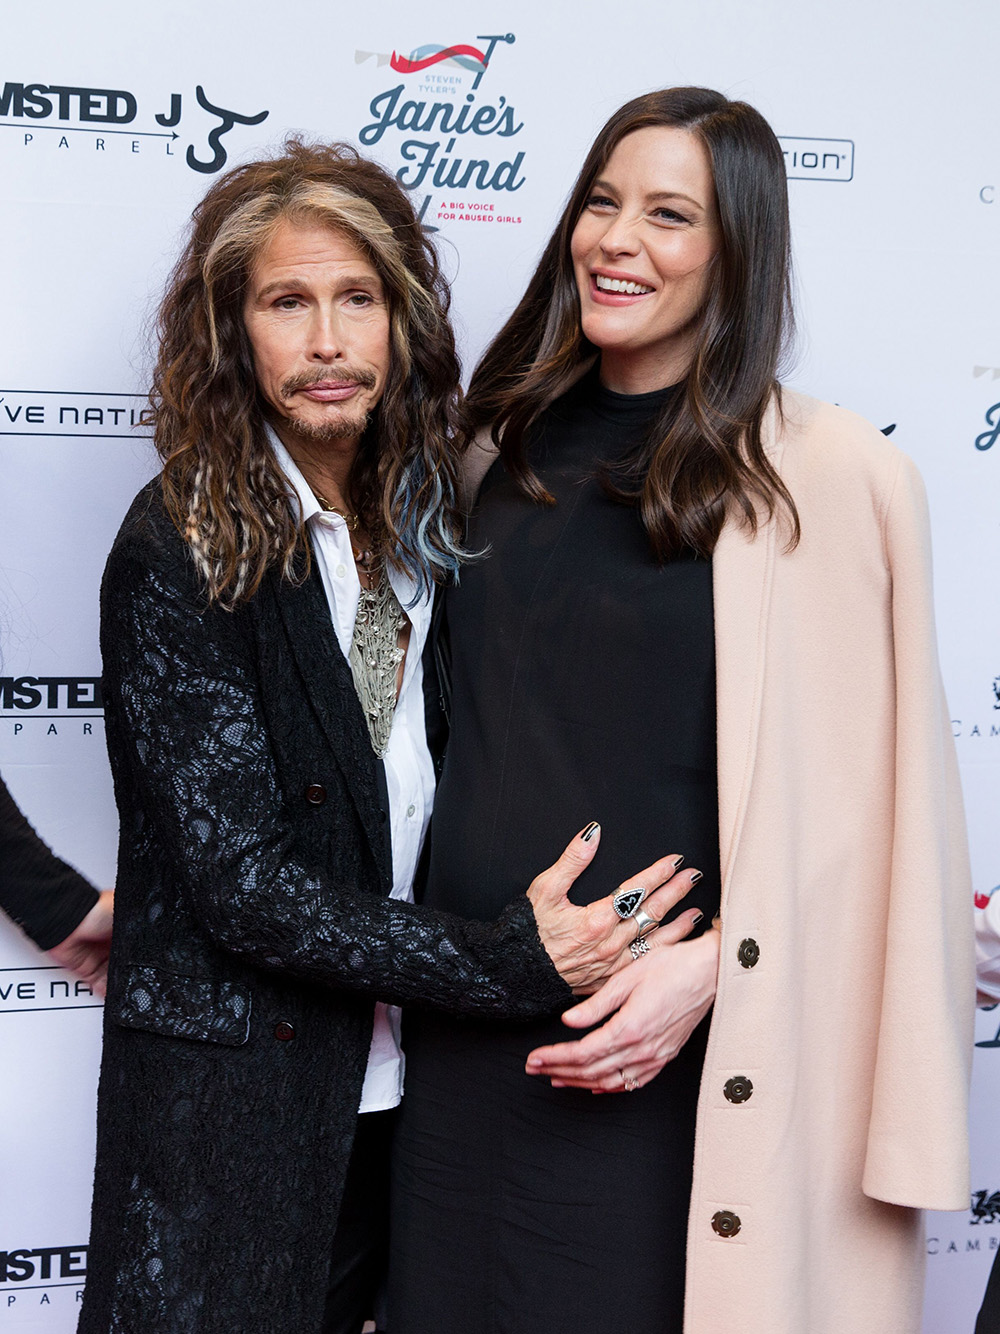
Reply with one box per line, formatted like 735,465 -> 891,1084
653,208 -> 688,224
585,194 -> 617,210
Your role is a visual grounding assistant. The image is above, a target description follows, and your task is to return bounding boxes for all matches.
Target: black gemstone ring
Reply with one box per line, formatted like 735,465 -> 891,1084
613,886 -> 648,920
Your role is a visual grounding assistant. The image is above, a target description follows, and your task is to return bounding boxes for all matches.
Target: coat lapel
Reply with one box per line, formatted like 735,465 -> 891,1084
712,396 -> 786,899
265,562 -> 392,889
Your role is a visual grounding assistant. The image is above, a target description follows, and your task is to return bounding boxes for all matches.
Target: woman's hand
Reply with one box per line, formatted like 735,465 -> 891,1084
525,923 -> 720,1089
47,890 -> 115,998
526,823 -> 703,994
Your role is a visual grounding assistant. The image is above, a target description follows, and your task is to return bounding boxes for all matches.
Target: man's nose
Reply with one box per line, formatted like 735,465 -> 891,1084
307,308 -> 346,361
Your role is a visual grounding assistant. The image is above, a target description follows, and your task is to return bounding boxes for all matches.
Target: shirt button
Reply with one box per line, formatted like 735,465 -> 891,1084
724,1075 -> 754,1104
304,784 -> 327,805
406,803 -> 416,818
712,1210 -> 741,1238
273,1021 -> 295,1041
335,563 -> 347,578
738,938 -> 760,969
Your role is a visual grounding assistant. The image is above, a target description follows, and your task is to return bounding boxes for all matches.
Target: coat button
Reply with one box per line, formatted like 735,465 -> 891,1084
274,1021 -> 295,1041
712,1210 -> 741,1238
737,937 -> 760,968
304,784 -> 327,805
724,1075 -> 753,1104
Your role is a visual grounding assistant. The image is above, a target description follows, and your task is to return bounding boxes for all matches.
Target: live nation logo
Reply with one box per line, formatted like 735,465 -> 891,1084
0,389 -> 153,439
0,966 -> 101,1014
0,79 -> 268,173
778,136 -> 854,182
354,34 -> 525,232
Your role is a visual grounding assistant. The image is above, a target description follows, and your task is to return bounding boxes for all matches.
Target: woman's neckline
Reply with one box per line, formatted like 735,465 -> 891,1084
584,367 -> 683,423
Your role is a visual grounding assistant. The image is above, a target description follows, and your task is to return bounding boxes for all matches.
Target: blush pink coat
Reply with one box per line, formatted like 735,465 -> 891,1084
466,388 -> 974,1334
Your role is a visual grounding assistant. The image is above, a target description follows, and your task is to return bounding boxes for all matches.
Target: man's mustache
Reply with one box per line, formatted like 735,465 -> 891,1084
279,368 -> 378,398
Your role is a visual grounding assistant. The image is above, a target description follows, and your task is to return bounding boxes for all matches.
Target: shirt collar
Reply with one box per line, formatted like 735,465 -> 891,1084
266,423 -> 327,527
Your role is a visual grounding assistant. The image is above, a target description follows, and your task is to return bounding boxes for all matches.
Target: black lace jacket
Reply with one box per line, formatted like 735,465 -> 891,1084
79,483 -> 570,1334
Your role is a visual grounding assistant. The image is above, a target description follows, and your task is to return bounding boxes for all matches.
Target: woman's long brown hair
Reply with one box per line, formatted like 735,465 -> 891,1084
462,87 -> 800,557
153,139 -> 464,607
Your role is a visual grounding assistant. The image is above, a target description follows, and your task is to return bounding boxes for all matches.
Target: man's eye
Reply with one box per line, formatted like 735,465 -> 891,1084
348,293 -> 374,307
274,296 -> 301,309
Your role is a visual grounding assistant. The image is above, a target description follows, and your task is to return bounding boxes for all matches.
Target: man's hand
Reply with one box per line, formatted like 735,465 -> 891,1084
47,890 -> 115,997
525,925 -> 720,1090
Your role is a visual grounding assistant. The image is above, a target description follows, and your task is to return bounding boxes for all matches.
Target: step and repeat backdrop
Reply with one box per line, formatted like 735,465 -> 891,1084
1,1 -> 998,1329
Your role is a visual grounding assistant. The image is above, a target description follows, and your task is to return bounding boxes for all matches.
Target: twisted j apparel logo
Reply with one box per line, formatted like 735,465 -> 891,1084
354,34 -> 525,231
0,80 -> 268,173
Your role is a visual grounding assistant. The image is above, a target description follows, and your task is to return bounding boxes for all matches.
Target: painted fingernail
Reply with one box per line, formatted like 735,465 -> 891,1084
581,821 -> 600,842
692,911 -> 704,925
690,870 -> 703,884
673,855 -> 685,869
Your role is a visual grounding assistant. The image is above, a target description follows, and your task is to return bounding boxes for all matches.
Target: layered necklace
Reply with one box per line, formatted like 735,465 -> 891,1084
313,491 -> 406,759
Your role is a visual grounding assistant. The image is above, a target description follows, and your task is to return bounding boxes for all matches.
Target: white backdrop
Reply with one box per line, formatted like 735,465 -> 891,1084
1,2 -> 998,1329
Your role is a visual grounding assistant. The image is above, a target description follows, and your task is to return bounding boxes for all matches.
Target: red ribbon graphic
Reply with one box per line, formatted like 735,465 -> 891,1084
390,44 -> 486,73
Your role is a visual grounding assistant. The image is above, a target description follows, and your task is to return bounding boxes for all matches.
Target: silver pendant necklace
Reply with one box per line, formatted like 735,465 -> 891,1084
313,488 -> 405,757
349,568 -> 406,758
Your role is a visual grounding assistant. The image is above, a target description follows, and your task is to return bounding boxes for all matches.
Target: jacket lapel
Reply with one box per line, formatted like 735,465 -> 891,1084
265,562 -> 392,889
712,396 -> 785,900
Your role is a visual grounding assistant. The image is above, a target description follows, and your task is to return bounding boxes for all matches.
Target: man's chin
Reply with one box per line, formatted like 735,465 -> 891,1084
274,408 -> 370,445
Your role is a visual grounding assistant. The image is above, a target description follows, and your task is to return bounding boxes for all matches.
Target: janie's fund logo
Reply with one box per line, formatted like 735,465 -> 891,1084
355,34 -> 524,232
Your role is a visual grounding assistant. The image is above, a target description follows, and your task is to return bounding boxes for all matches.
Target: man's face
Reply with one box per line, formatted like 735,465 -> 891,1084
243,217 -> 391,448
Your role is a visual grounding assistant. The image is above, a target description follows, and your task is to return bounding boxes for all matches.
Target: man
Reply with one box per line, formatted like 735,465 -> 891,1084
79,140 -> 692,1334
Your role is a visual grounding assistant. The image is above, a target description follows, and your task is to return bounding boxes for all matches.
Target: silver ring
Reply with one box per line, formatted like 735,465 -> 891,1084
630,937 -> 650,960
632,907 -> 660,939
612,886 -> 648,920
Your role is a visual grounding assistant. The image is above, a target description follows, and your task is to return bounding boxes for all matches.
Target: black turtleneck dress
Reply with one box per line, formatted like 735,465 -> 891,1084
389,374 -> 722,1333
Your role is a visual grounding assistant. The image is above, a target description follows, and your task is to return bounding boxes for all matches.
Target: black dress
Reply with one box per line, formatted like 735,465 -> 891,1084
390,373 -> 722,1334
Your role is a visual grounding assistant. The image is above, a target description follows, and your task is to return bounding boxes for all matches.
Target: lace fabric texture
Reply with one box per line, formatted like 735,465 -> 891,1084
79,483 -> 570,1334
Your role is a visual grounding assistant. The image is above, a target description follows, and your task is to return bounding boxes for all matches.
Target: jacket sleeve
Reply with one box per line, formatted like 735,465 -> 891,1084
0,772 -> 99,950
861,453 -> 974,1211
100,521 -> 572,1022
976,894 -> 1000,1005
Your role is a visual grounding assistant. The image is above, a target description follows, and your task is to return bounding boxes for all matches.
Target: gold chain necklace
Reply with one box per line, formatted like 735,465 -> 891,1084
313,490 -> 375,573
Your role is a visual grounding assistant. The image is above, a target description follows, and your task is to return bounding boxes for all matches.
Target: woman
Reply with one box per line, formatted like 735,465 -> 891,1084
0,770 -> 114,993
389,88 -> 972,1334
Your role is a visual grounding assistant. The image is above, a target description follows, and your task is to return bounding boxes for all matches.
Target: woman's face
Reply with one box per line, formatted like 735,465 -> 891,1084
570,125 -> 720,393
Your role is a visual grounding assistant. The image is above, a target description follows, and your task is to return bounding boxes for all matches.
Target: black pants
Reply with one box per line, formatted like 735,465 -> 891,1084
322,1108 -> 395,1334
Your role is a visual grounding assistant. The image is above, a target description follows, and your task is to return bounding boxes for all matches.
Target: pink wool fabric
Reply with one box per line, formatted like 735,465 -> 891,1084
465,389 -> 974,1333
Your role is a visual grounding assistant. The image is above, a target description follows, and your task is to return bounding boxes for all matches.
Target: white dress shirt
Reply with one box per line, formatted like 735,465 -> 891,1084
270,430 -> 435,1112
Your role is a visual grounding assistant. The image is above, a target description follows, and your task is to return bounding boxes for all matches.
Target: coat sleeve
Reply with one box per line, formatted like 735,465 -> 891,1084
0,773 -> 99,950
975,894 -> 1000,1005
861,453 -> 974,1211
100,519 -> 572,1022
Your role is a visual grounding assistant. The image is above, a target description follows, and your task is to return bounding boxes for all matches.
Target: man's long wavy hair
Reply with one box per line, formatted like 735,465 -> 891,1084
153,138 -> 464,607
463,87 -> 800,558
